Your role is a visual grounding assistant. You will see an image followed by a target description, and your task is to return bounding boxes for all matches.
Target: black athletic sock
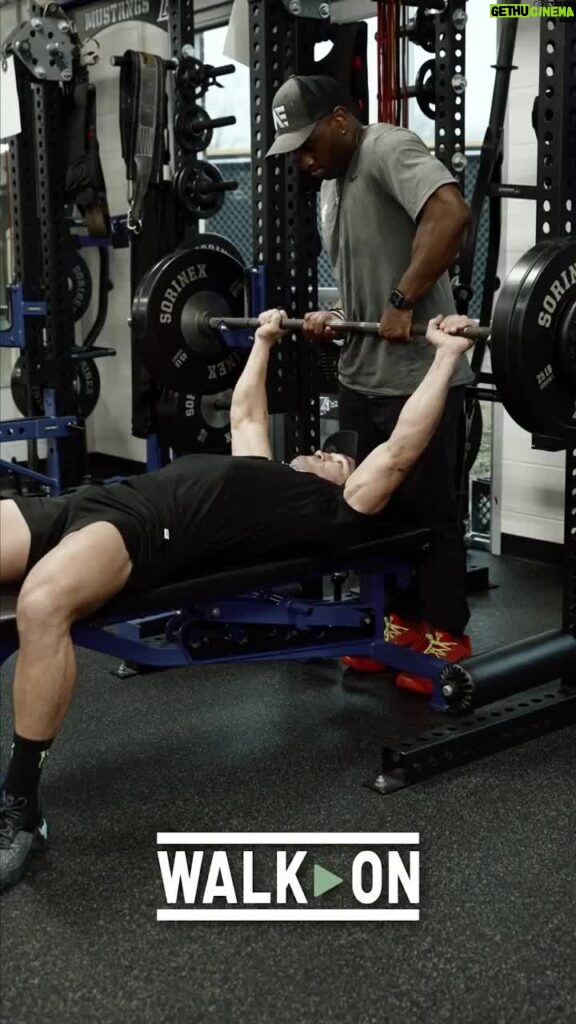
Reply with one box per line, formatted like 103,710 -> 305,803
3,734 -> 54,804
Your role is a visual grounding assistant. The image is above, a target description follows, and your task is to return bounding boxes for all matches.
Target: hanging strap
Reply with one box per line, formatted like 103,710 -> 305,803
119,50 -> 166,232
64,83 -> 109,238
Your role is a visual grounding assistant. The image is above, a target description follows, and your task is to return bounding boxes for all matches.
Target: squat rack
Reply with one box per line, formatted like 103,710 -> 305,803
2,7 -> 87,492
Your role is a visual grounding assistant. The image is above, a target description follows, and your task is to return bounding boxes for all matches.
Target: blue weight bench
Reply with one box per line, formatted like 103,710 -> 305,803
0,529 -> 457,709
3,530 -> 576,790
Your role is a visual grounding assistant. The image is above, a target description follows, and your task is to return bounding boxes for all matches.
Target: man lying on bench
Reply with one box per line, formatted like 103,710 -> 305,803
0,308 -> 474,890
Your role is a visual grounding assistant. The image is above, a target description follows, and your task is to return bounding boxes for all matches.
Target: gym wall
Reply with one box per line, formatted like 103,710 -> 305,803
497,17 -> 565,546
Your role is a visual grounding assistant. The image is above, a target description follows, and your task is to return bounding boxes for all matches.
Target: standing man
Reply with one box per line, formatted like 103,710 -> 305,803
266,74 -> 475,692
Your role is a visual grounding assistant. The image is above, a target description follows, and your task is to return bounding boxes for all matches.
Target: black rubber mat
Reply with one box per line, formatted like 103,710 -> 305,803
1,553 -> 574,1024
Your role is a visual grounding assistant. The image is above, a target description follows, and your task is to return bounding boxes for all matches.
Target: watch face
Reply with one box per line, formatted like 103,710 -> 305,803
390,290 -> 403,308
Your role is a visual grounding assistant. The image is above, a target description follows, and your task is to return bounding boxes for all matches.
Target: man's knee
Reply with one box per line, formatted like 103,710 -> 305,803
16,575 -> 77,633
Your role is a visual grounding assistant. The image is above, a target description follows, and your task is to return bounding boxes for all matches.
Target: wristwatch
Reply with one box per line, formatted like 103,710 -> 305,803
389,288 -> 415,311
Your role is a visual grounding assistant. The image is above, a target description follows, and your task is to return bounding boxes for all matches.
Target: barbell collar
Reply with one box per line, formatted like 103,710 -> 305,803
207,316 -> 491,342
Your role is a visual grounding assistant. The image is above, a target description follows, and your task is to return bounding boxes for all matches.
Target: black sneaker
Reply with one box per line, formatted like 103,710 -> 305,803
0,794 -> 48,890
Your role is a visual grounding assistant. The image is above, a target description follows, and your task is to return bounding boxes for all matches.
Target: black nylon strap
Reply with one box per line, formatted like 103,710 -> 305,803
119,50 -> 167,231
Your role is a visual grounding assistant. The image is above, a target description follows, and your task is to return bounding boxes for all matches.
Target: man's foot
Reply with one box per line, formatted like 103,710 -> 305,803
0,794 -> 48,891
341,613 -> 423,674
396,628 -> 472,695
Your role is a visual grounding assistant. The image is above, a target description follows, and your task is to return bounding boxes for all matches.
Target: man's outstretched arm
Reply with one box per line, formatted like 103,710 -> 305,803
230,309 -> 287,458
343,315 -> 475,514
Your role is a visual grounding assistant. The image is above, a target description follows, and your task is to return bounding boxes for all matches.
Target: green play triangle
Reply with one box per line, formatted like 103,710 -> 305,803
313,863 -> 343,898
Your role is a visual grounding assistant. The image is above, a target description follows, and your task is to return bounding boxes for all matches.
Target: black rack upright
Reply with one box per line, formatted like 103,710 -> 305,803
8,13 -> 87,489
249,0 -> 322,462
537,18 -> 576,636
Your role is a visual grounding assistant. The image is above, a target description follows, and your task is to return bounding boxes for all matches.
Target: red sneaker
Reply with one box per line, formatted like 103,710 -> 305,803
340,613 -> 423,674
396,628 -> 472,695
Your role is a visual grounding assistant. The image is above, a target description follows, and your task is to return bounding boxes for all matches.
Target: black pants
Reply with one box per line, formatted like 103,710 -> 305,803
338,383 -> 470,636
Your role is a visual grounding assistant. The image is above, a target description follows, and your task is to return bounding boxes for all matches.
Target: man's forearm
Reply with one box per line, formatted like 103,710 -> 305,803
396,208 -> 469,304
387,349 -> 460,469
343,344 -> 462,511
229,334 -> 271,426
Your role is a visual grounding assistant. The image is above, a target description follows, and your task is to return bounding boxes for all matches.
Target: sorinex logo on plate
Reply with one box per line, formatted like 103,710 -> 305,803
156,833 -> 420,922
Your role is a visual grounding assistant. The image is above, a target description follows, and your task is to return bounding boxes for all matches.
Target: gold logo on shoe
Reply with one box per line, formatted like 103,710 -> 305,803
423,632 -> 458,659
384,617 -> 410,644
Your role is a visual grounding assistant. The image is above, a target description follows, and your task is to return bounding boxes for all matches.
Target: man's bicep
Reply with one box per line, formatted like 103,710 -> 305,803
231,421 -> 273,459
374,129 -> 457,222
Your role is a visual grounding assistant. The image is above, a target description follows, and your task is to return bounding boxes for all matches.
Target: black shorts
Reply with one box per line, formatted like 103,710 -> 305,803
12,483 -> 166,589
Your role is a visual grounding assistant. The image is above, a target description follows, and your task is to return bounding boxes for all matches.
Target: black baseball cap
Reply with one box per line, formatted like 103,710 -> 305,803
266,75 -> 352,157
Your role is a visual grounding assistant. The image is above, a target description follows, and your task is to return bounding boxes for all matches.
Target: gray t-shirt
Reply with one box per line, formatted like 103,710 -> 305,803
320,123 -> 475,396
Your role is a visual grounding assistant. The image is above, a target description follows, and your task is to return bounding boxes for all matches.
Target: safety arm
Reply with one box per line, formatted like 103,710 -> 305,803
396,185 -> 471,303
343,347 -> 461,514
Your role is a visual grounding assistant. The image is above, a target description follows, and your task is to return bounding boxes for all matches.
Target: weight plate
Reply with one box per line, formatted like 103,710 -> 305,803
10,352 -> 101,419
132,246 -> 247,394
181,289 -> 234,357
557,297 -> 576,394
174,161 -> 225,219
490,245 -> 542,431
175,57 -> 209,101
195,233 -> 245,267
415,59 -> 436,121
511,239 -> 576,439
154,387 -> 233,453
67,250 -> 92,322
175,106 -> 214,154
491,238 -> 576,441
412,8 -> 436,53
505,240 -> 575,438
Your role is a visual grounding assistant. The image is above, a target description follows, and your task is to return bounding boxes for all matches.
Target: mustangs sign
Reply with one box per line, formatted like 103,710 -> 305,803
73,0 -> 169,37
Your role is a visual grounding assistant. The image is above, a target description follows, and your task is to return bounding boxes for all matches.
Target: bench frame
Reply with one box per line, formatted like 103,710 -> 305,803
2,531 -> 576,790
0,543 -> 452,702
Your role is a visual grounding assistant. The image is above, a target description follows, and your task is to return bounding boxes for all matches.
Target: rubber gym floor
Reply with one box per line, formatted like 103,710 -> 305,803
1,551 -> 574,1024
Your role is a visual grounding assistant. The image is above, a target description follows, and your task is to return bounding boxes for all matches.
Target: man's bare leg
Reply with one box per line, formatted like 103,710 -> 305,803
0,500 -> 32,584
1,521 -> 132,890
13,521 -> 132,738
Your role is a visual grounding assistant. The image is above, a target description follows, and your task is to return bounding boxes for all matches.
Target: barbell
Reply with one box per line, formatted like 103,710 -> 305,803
132,237 -> 576,441
203,315 -> 490,341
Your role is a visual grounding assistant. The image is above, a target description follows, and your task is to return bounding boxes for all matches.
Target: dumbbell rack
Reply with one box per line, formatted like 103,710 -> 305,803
173,52 -> 239,233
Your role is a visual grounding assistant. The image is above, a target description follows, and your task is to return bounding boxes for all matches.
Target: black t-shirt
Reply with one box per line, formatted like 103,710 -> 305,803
122,454 -> 382,573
